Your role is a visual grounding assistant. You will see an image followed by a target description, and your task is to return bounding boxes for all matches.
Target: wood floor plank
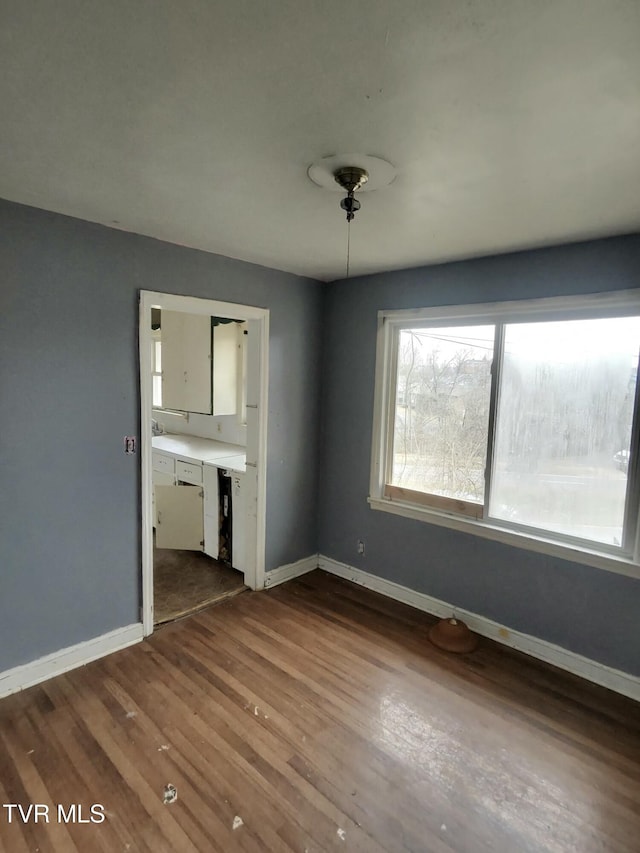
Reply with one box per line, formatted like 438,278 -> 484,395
0,569 -> 639,852
0,723 -> 80,852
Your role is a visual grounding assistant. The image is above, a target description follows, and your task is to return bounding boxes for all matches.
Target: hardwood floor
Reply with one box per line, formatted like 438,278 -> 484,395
1,570 -> 639,852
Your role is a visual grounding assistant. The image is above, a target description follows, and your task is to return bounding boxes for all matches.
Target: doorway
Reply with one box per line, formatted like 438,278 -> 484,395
139,291 -> 269,636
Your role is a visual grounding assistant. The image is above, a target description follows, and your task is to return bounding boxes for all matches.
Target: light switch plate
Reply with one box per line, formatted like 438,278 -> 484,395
124,436 -> 137,454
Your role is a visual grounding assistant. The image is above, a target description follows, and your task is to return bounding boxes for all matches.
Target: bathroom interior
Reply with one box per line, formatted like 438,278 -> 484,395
150,307 -> 249,624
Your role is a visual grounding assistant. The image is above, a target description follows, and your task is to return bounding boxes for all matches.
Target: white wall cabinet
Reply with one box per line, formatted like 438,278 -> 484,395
159,312 -> 246,419
213,322 -> 240,415
161,311 -> 212,414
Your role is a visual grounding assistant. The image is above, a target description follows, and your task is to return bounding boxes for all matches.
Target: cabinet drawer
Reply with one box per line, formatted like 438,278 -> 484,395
152,451 -> 175,475
153,470 -> 176,487
176,459 -> 202,485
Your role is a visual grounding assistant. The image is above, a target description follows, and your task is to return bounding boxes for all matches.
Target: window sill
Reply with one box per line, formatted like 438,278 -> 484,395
367,496 -> 640,580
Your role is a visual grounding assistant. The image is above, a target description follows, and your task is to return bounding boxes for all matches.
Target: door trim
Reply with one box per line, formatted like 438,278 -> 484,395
139,290 -> 269,636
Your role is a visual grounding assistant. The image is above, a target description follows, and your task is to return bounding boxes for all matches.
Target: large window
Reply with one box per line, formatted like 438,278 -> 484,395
389,325 -> 494,517
371,292 -> 640,568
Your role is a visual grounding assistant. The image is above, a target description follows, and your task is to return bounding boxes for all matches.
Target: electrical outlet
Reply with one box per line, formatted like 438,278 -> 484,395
357,539 -> 365,556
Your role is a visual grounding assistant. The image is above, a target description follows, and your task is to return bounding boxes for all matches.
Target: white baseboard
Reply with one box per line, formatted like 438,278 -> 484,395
319,555 -> 640,703
264,554 -> 319,589
0,623 -> 144,700
7,561 -> 634,704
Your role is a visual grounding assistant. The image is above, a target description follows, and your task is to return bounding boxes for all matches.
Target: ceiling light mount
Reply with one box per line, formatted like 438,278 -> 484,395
307,153 -> 396,194
307,153 -> 395,276
334,166 -> 369,194
334,166 -> 369,222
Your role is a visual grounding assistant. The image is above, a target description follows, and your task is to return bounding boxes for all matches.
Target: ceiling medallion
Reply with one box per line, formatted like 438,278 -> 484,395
307,154 -> 396,276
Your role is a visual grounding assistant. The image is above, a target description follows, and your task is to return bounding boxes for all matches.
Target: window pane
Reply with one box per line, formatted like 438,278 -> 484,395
152,374 -> 162,408
391,325 -> 494,503
155,341 -> 162,372
490,317 -> 640,546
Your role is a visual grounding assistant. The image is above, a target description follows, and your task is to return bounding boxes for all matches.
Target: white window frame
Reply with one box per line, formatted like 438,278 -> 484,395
369,289 -> 640,580
151,331 -> 162,409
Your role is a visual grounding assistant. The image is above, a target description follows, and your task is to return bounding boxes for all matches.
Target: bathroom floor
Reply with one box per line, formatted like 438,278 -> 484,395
153,545 -> 246,625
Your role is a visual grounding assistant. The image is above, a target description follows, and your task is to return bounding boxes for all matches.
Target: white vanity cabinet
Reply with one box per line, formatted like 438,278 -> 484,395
152,436 -> 247,572
203,462 -> 247,572
152,451 -> 175,528
152,450 -> 175,477
154,453 -> 204,551
203,464 -> 219,559
229,470 -> 247,573
152,470 -> 176,527
155,480 -> 204,550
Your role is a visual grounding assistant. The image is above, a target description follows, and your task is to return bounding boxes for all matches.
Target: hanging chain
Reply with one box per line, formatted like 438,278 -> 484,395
346,219 -> 351,279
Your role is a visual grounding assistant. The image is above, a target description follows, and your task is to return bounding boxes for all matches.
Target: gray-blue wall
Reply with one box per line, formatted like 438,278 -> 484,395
2,195 -> 639,681
0,198 -> 323,672
318,236 -> 640,676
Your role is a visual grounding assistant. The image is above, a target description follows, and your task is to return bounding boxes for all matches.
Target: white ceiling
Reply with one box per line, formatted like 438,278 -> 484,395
1,0 -> 639,281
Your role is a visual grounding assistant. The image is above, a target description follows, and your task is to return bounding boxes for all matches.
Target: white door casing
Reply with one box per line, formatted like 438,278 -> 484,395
139,291 -> 269,636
